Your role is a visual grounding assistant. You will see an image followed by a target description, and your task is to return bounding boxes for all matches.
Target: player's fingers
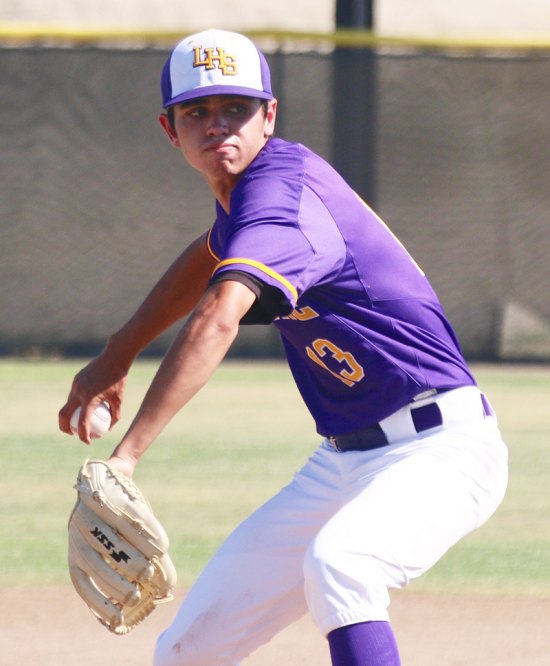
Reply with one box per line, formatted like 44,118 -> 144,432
59,374 -> 85,434
59,398 -> 79,435
104,376 -> 126,428
107,395 -> 122,428
61,398 -> 95,444
77,403 -> 96,445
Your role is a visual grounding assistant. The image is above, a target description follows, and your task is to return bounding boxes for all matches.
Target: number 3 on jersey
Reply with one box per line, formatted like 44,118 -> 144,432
306,338 -> 365,387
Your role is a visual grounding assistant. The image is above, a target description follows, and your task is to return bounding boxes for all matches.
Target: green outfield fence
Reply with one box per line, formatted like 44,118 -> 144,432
1,29 -> 549,360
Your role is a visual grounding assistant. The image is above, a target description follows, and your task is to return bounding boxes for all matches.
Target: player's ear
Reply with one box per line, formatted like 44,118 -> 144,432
264,99 -> 277,138
159,113 -> 180,147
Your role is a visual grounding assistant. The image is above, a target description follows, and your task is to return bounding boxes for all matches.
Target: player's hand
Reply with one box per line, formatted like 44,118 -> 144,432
59,348 -> 129,441
106,453 -> 137,479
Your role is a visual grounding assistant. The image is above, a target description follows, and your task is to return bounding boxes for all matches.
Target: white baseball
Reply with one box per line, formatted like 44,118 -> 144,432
70,401 -> 111,439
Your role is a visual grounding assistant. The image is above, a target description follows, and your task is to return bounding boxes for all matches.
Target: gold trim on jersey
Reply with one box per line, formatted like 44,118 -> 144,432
215,258 -> 298,300
206,229 -> 221,261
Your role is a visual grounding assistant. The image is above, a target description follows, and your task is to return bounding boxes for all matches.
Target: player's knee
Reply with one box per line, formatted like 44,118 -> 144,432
304,523 -> 394,587
154,630 -> 184,666
303,531 -> 378,590
303,535 -> 391,631
154,627 -> 240,666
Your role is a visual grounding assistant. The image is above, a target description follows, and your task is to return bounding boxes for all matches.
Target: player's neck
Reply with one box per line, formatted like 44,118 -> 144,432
208,178 -> 237,214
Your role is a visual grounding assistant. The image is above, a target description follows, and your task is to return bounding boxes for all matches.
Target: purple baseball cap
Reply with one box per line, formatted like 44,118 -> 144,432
161,29 -> 273,108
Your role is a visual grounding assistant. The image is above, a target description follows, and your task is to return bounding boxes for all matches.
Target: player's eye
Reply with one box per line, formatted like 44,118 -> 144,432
187,106 -> 207,118
224,99 -> 256,117
176,102 -> 207,119
228,103 -> 247,114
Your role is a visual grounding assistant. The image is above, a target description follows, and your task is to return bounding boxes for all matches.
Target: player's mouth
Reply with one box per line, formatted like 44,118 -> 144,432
205,141 -> 237,153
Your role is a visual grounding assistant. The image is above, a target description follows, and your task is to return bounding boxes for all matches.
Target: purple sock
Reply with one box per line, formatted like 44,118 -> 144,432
328,621 -> 401,666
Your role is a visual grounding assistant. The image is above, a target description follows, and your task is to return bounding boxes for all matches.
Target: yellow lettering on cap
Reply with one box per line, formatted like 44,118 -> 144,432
193,46 -> 238,76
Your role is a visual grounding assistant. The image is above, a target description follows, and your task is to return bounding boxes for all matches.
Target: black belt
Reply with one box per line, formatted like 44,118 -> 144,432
328,402 -> 444,452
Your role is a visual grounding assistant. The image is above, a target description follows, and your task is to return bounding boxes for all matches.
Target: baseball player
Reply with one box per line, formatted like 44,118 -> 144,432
59,29 -> 508,665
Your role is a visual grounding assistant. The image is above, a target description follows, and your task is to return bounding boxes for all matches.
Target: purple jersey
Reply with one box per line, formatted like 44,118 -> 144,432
208,138 -> 475,437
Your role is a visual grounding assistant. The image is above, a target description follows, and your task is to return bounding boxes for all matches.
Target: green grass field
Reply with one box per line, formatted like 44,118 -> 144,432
1,359 -> 549,595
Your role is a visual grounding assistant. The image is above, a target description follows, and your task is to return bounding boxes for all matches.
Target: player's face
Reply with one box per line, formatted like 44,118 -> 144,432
160,95 -> 277,199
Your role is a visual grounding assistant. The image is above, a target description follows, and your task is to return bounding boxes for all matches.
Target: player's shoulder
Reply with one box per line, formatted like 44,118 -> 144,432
230,139 -> 307,218
236,139 -> 303,197
248,138 -> 329,186
262,136 -> 303,156
253,137 -> 309,171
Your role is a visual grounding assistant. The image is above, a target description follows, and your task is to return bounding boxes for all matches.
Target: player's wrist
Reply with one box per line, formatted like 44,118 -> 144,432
104,330 -> 141,372
107,452 -> 137,478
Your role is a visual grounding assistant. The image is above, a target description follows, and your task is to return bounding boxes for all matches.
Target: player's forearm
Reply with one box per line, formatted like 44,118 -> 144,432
110,319 -> 237,466
105,231 -> 217,367
59,232 -> 218,440
109,281 -> 255,470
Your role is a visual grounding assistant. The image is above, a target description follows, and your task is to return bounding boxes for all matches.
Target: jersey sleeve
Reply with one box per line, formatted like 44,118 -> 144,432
211,142 -> 346,313
210,269 -> 294,324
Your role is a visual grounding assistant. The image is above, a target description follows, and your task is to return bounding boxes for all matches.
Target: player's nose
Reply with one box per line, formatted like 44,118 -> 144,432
206,109 -> 230,136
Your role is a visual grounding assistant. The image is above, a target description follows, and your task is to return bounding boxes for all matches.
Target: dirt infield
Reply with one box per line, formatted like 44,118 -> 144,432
1,587 -> 549,665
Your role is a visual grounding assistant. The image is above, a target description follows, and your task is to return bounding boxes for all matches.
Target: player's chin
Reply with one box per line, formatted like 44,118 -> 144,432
206,158 -> 245,179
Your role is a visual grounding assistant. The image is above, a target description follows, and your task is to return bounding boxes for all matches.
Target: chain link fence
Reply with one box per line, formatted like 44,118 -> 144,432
1,40 -> 549,359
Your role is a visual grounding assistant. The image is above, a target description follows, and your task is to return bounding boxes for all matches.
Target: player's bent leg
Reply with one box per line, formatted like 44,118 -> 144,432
304,418 -> 508,637
154,550 -> 307,666
154,445 -> 347,666
303,535 -> 393,634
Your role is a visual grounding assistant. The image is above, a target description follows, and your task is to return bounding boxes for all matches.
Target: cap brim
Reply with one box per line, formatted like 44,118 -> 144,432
163,84 -> 274,108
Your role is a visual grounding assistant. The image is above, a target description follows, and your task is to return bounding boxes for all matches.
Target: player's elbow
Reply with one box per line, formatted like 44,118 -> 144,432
195,280 -> 256,334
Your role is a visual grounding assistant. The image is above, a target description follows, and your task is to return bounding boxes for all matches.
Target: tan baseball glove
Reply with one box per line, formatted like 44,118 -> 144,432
68,459 -> 176,634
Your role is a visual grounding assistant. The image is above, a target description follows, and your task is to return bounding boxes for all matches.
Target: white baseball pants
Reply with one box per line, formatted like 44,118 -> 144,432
154,387 -> 508,666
